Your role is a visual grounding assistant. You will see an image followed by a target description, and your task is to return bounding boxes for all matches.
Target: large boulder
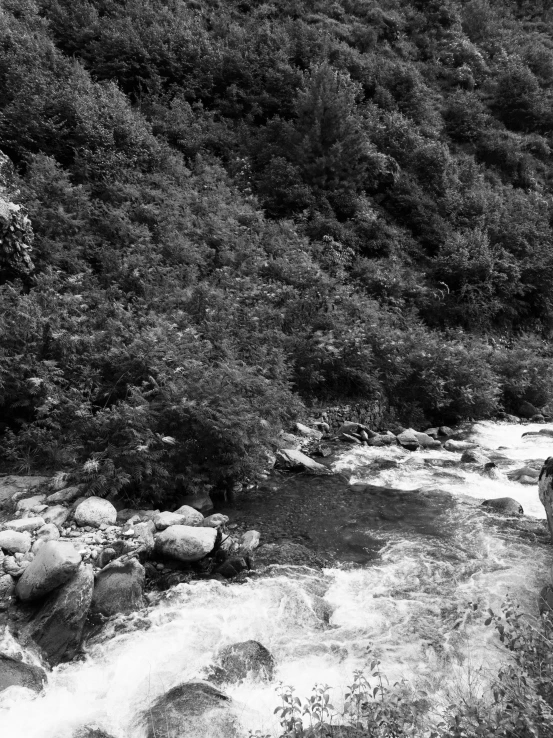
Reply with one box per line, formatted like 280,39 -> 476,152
0,654 -> 47,694
539,457 -> 553,540
481,498 -> 524,515
74,497 -> 117,528
0,530 -> 31,554
139,681 -> 242,738
507,466 -> 540,484
275,449 -> 331,474
396,429 -> 420,451
155,526 -> 217,562
23,564 -> 94,665
209,641 -> 275,685
91,557 -> 145,617
16,540 -> 81,602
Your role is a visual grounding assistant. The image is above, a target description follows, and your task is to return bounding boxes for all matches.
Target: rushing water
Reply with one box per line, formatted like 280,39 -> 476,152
0,421 -> 552,738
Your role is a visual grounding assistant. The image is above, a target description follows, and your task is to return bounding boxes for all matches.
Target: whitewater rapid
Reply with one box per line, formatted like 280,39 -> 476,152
0,421 -> 552,737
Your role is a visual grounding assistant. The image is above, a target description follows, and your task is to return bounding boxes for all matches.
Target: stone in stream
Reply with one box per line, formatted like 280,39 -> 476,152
443,439 -> 479,452
507,466 -> 540,484
74,497 -> 117,528
481,498 -> 524,515
139,681 -> 243,738
23,564 -> 94,665
0,530 -> 31,554
238,530 -> 260,556
460,449 -> 490,465
275,449 -> 331,474
413,431 -> 441,449
155,525 -> 217,562
16,540 -> 82,602
340,432 -> 362,444
396,429 -> 420,450
216,557 -> 250,578
0,653 -> 47,694
208,640 -> 275,685
91,557 -> 145,617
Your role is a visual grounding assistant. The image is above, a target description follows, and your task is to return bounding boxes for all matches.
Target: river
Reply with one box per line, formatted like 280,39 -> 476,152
0,421 -> 552,737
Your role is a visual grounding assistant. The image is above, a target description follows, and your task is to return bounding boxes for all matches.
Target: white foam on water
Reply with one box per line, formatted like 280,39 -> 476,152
0,423 -> 551,737
335,421 -> 552,519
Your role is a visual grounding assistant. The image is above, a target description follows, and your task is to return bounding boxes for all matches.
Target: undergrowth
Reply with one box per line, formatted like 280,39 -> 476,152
253,598 -> 553,738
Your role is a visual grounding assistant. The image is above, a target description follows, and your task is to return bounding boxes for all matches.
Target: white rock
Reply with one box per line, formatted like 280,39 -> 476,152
15,540 -> 82,601
4,517 -> 45,533
173,506 -> 204,526
239,530 -> 260,555
154,525 -> 217,562
0,530 -> 32,554
74,497 -> 117,528
16,495 -> 46,512
444,440 -> 479,452
201,514 -> 229,528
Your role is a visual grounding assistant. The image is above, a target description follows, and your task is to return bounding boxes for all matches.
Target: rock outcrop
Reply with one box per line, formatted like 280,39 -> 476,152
91,557 -> 145,616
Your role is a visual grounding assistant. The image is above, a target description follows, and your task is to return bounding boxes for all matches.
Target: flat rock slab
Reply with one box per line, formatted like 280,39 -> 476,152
4,517 -> 45,533
275,449 -> 331,474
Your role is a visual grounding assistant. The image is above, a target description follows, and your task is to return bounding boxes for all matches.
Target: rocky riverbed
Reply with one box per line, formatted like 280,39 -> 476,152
0,419 -> 553,737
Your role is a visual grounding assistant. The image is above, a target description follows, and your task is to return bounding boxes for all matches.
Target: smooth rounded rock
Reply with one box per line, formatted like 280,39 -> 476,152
154,526 -> 217,562
0,530 -> 31,554
74,498 -> 117,528
396,429 -> 420,451
481,497 -> 523,515
173,505 -> 204,526
209,641 -> 274,684
140,681 -> 242,738
16,540 -> 82,602
444,439 -> 479,452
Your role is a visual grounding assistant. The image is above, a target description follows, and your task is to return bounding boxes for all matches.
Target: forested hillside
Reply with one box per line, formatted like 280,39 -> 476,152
2,0 -> 553,501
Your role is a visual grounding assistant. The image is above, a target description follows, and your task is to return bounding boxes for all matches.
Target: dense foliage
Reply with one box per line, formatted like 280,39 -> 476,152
2,0 -> 553,499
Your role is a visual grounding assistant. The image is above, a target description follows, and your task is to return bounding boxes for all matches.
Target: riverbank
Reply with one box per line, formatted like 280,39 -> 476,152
0,419 -> 553,737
